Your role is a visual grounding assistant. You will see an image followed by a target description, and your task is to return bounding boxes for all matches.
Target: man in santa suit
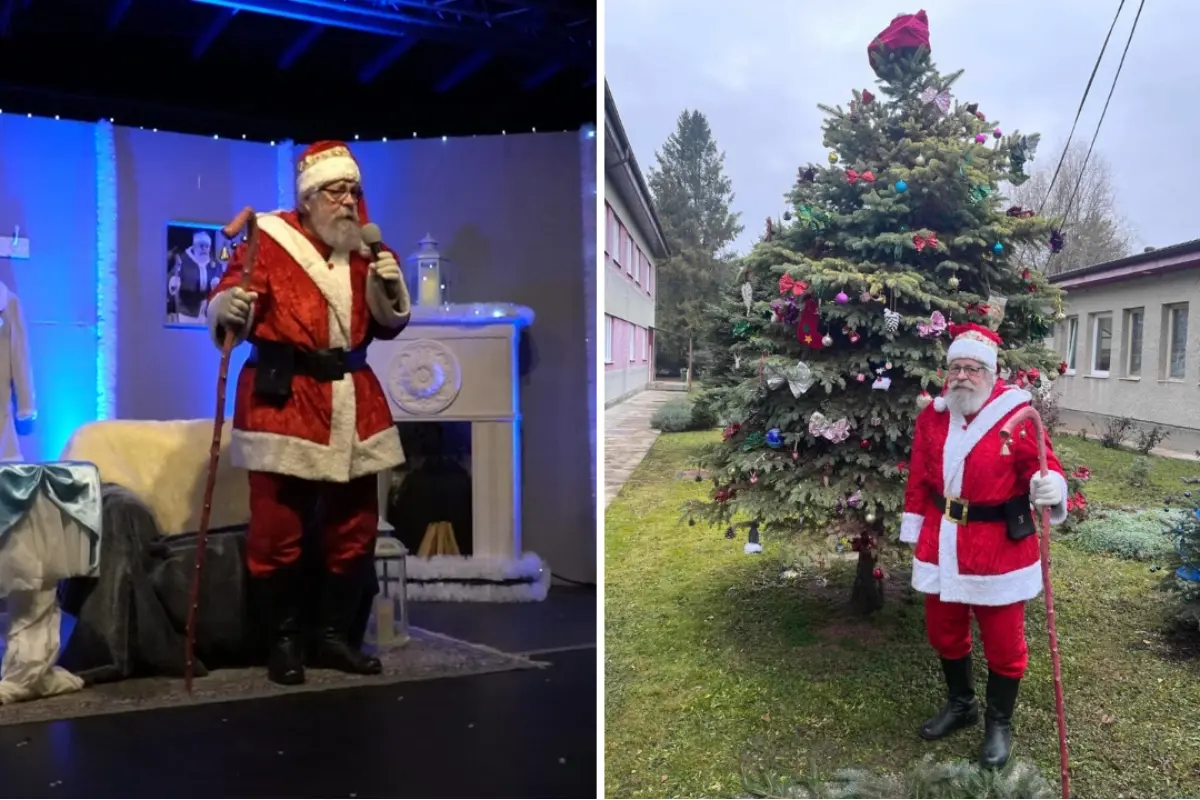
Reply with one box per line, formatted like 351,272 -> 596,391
900,323 -> 1068,768
206,141 -> 410,686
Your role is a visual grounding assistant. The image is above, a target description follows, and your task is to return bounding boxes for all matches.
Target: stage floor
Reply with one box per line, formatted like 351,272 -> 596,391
0,585 -> 597,799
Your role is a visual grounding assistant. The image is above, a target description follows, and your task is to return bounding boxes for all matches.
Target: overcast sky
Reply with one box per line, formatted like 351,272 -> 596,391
605,0 -> 1189,256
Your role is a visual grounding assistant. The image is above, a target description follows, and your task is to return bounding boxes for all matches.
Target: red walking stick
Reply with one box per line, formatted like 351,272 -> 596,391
999,407 -> 1070,799
184,206 -> 260,694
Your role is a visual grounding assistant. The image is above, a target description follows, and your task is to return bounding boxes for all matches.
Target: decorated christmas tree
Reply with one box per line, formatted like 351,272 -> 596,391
693,10 -> 1074,612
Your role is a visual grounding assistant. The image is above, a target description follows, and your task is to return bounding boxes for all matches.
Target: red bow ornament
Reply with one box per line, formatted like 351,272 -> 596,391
778,274 -> 808,296
846,169 -> 860,184
862,89 -> 875,105
861,170 -> 876,182
912,233 -> 938,252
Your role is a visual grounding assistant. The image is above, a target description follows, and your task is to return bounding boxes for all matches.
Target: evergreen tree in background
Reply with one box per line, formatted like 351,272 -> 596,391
649,110 -> 743,383
1166,490 -> 1200,631
693,15 -> 1071,613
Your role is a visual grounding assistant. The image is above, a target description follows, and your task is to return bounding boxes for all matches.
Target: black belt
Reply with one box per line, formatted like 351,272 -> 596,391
934,494 -> 1010,525
247,341 -> 369,382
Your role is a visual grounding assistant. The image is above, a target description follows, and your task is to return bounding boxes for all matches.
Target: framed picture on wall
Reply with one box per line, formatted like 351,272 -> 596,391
165,221 -> 238,328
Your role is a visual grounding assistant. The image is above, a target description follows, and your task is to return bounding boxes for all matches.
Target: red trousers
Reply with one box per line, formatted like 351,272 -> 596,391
246,471 -> 378,578
925,594 -> 1029,679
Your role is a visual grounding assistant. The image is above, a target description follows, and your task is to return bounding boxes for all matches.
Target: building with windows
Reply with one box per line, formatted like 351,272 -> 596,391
603,81 -> 670,406
1048,239 -> 1200,452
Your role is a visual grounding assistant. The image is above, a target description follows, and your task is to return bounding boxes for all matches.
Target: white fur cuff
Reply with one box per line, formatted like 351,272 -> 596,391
366,271 -> 411,330
900,512 -> 924,543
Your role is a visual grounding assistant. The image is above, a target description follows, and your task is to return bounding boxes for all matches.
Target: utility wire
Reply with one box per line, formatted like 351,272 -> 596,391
1059,0 -> 1146,226
1037,0 -> 1127,215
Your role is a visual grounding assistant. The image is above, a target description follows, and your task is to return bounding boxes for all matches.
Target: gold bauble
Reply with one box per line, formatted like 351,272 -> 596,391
948,276 -> 960,290
865,512 -> 877,524
828,152 -> 839,165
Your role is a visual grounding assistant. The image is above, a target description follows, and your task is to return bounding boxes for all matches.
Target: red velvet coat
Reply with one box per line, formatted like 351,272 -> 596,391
900,382 -> 1069,606
207,211 -> 410,483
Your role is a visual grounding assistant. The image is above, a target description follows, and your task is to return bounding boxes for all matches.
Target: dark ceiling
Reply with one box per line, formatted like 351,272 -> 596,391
0,0 -> 595,142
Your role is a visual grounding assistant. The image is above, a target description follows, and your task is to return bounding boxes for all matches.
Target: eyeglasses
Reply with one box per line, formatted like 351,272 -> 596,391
320,183 -> 363,203
948,365 -> 986,377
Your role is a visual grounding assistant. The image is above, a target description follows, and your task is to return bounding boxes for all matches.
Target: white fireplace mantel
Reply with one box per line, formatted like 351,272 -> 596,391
367,303 -> 534,561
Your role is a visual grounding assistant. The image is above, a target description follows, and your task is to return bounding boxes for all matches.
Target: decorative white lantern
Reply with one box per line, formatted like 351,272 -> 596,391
373,536 -> 410,647
404,234 -> 451,307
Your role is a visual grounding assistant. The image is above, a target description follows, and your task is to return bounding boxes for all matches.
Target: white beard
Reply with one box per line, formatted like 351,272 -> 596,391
945,379 -> 993,417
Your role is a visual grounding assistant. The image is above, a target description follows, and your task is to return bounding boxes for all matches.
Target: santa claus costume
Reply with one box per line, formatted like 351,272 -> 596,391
207,141 -> 410,685
900,323 -> 1069,767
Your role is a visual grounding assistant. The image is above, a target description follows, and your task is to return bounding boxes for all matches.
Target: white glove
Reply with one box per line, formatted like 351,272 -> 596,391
371,251 -> 402,286
217,286 -> 257,330
1030,474 -> 1063,508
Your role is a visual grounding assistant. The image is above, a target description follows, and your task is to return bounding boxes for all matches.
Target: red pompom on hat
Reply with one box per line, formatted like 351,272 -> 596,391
868,10 -> 931,76
946,322 -> 1003,372
295,140 -> 369,224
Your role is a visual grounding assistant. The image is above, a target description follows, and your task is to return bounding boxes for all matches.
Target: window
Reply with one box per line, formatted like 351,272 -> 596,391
1123,307 -> 1144,377
629,324 -> 637,361
639,327 -> 647,360
1064,316 -> 1079,373
624,233 -> 633,275
1090,314 -> 1112,376
613,225 -> 624,268
646,260 -> 653,295
605,205 -> 616,261
634,246 -> 642,284
604,315 -> 613,363
1165,303 -> 1189,380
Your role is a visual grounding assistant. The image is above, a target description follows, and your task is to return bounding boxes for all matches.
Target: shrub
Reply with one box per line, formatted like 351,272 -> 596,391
1068,508 -> 1180,561
689,390 -> 720,430
1127,456 -> 1152,488
650,398 -> 710,433
1054,444 -> 1091,529
1030,387 -> 1063,438
1134,424 -> 1171,455
747,755 -> 1054,799
1093,416 -> 1135,449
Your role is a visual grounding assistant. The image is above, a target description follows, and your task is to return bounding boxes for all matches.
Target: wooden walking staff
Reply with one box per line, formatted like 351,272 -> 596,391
184,206 -> 260,694
999,407 -> 1070,799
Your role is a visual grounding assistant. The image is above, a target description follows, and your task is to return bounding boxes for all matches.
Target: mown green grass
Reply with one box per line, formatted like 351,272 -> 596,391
605,431 -> 1200,798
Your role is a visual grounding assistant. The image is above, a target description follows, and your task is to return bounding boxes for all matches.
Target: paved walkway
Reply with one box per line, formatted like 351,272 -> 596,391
604,390 -> 676,508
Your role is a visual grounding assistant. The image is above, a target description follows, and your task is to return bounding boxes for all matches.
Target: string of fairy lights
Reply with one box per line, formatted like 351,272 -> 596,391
0,108 -> 581,144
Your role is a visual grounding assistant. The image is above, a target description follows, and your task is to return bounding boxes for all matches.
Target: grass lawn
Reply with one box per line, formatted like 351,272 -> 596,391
604,431 -> 1200,799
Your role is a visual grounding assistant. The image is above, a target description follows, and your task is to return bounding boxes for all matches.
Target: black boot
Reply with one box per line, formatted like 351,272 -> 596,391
250,567 -> 306,686
919,655 -> 979,740
980,671 -> 1020,768
309,570 -> 383,675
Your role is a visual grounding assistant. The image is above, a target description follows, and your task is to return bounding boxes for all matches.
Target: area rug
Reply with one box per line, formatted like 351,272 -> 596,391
0,627 -> 544,727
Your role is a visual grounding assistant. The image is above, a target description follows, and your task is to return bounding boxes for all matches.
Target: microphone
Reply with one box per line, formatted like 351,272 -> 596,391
361,222 -> 384,259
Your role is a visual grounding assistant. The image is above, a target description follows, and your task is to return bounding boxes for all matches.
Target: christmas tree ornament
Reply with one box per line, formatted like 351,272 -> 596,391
969,184 -> 992,202
1006,205 -> 1034,219
912,233 -> 938,252
835,291 -> 849,304
870,416 -> 882,426
821,333 -> 833,347
741,281 -> 754,313
779,274 -> 808,296
860,438 -> 870,449
865,511 -> 877,524
873,567 -> 884,580
916,311 -> 947,339
974,133 -> 987,144
744,522 -> 762,555
894,180 -> 908,193
797,299 -> 825,348
828,152 -> 839,164
750,471 -> 759,483
872,370 -> 892,390
798,166 -> 817,182
791,444 -> 799,460
885,361 -> 892,369
1049,229 -> 1065,252
846,168 -> 860,184
848,330 -> 861,344
856,372 -> 867,382
862,89 -> 875,104
862,171 -> 876,182
915,154 -> 926,166
859,291 -> 873,303
766,428 -> 783,448
732,320 -> 751,338
883,308 -> 901,333
847,491 -> 863,508
919,85 -> 952,114
809,412 -> 851,443
725,526 -> 735,539
993,241 -> 1004,254
993,128 -> 1003,139
948,276 -> 960,290
965,102 -> 979,114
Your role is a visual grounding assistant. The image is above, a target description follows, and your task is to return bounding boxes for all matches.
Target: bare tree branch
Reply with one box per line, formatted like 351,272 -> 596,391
1009,141 -> 1135,276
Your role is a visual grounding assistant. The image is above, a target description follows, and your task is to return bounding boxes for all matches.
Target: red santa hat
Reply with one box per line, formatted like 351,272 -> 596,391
946,322 -> 1002,372
295,140 -> 369,223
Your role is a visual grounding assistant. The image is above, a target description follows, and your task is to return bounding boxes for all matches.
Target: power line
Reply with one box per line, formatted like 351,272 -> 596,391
1037,0 -> 1128,215
1059,0 -> 1146,226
